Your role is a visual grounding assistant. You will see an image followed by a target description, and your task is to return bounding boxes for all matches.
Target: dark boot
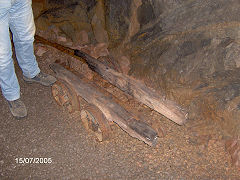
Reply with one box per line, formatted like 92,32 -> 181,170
8,99 -> 27,119
23,72 -> 56,86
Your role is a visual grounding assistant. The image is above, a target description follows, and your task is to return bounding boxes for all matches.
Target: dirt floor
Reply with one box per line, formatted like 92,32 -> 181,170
0,44 -> 240,179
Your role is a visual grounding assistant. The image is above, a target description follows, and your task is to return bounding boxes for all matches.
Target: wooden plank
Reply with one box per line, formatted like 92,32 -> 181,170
50,63 -> 158,146
74,50 -> 188,125
35,35 -> 188,125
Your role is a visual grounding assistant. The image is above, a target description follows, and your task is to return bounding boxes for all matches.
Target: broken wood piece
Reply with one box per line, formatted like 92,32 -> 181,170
74,49 -> 188,125
225,139 -> 240,168
50,63 -> 158,146
34,35 -> 188,125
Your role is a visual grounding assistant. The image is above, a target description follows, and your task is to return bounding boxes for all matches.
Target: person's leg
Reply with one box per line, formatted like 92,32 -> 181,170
9,0 -> 56,86
9,0 -> 40,79
0,1 -> 27,119
0,1 -> 20,101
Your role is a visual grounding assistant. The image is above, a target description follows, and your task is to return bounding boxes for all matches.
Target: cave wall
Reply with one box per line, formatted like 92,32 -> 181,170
104,0 -> 240,138
33,0 -> 240,138
104,0 -> 188,48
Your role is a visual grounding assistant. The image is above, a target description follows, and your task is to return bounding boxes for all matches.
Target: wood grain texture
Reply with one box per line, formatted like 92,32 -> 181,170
51,63 -> 158,146
74,50 -> 188,125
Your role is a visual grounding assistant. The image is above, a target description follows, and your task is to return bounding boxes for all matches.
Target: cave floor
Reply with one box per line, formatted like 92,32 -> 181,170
0,44 -> 240,179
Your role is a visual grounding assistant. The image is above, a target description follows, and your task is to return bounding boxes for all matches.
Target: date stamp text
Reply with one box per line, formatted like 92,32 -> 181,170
15,157 -> 52,164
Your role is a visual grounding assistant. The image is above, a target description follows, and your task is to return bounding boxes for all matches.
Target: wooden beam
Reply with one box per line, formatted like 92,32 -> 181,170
35,35 -> 188,125
51,63 -> 158,146
74,50 -> 188,125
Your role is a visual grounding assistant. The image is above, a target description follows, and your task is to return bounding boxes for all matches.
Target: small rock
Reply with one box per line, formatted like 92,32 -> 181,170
75,30 -> 89,45
91,13 -> 109,44
91,43 -> 109,59
65,41 -> 73,47
118,56 -> 130,75
78,44 -> 95,56
57,36 -> 67,43
33,148 -> 37,153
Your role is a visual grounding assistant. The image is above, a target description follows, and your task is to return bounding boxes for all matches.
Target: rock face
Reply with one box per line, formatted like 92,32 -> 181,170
104,0 -> 240,167
33,0 -> 240,166
106,0 -> 240,136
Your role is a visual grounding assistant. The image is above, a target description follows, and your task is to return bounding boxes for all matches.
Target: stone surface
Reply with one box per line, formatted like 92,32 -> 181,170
103,0 -> 240,142
91,0 -> 109,44
118,56 -> 130,75
75,30 -> 89,45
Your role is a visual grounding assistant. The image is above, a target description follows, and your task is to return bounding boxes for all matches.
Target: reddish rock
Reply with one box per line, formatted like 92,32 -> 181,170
80,44 -> 95,57
118,56 -> 131,75
92,43 -> 109,59
57,35 -> 67,43
75,43 -> 109,59
91,0 -> 109,44
127,0 -> 142,40
75,30 -> 89,45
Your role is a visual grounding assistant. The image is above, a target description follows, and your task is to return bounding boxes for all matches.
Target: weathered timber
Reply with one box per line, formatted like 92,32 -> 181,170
50,63 -> 158,146
74,49 -> 188,125
34,35 -> 188,125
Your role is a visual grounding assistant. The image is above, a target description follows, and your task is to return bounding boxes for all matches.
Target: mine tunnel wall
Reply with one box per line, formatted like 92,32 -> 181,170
33,0 -> 240,138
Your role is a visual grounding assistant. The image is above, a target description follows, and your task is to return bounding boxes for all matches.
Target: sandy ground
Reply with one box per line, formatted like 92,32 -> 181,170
0,45 -> 240,179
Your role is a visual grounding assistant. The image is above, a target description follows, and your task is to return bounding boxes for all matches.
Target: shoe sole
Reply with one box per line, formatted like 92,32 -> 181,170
14,115 -> 28,120
9,109 -> 27,120
23,78 -> 54,86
